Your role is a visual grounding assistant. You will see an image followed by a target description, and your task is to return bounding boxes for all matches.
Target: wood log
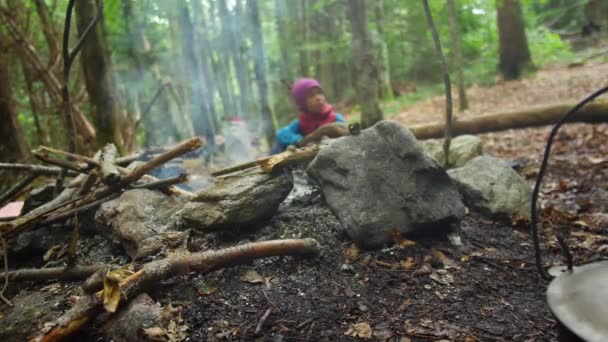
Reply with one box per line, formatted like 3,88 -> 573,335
99,144 -> 120,186
32,238 -> 321,342
409,102 -> 608,140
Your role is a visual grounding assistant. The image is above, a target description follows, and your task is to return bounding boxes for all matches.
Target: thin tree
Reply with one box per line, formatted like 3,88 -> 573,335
247,0 -> 278,143
178,0 -> 216,154
496,0 -> 533,80
448,0 -> 468,111
0,46 -> 30,167
75,0 -> 124,151
347,0 -> 383,128
373,0 -> 393,100
421,0 -> 453,167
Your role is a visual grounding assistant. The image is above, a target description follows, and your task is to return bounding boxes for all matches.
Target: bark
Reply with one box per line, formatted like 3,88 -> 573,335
347,0 -> 383,128
178,0 -> 216,151
373,0 -> 393,100
409,102 -> 608,140
0,48 -> 29,165
248,0 -> 278,144
496,0 -> 533,80
448,0 -> 468,111
75,0 -> 124,150
99,144 -> 120,186
33,239 -> 321,342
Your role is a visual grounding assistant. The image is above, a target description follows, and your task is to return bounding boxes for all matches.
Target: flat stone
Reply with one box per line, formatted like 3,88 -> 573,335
448,155 -> 532,218
421,134 -> 483,168
307,120 -> 466,249
179,167 -> 293,231
96,189 -> 186,259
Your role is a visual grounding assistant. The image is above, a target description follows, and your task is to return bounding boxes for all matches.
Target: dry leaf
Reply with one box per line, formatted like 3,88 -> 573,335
196,282 -> 217,296
344,243 -> 360,263
102,265 -> 134,313
43,244 -> 62,262
429,270 -> 454,285
389,229 -> 416,248
240,270 -> 264,284
345,322 -> 373,339
399,257 -> 416,271
142,326 -> 169,341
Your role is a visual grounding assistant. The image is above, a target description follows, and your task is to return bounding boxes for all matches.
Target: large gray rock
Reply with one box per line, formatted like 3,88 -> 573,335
448,155 -> 532,218
307,120 -> 466,249
421,135 -> 483,168
179,167 -> 293,231
96,189 -> 186,259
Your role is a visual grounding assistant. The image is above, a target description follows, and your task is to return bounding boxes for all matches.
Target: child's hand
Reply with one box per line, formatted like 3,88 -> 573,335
297,123 -> 349,147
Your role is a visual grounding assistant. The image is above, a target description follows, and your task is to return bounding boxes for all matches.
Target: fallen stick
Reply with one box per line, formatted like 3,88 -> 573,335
255,308 -> 273,335
33,151 -> 87,173
211,145 -> 320,177
39,146 -> 98,167
0,163 -> 77,177
130,173 -> 188,190
99,144 -> 120,186
32,238 -> 320,342
0,174 -> 38,208
0,264 -> 108,282
409,101 -> 608,140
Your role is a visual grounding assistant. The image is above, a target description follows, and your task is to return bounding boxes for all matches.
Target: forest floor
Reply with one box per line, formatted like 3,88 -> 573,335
2,61 -> 608,341
392,60 -> 608,126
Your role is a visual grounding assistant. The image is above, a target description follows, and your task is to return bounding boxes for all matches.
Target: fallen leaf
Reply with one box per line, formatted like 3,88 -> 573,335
344,243 -> 360,263
345,322 -> 373,339
43,244 -> 63,262
142,326 -> 168,341
429,270 -> 454,285
196,282 -> 217,296
240,270 -> 264,284
400,257 -> 416,271
460,255 -> 470,262
102,265 -> 134,313
389,229 -> 416,248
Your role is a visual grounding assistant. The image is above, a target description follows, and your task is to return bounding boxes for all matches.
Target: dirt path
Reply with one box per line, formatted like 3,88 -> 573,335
394,61 -> 608,126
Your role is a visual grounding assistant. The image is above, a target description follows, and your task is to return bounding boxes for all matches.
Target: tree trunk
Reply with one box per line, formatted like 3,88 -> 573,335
20,60 -> 46,146
448,0 -> 468,111
297,0 -> 310,76
409,102 -> 608,140
248,0 -> 278,144
274,0 -> 293,82
209,0 -> 237,119
33,0 -> 60,68
178,0 -> 216,152
75,0 -> 125,150
219,0 -> 253,118
0,48 -> 29,166
191,0 -> 220,128
373,0 -> 393,100
347,0 -> 383,128
496,0 -> 533,80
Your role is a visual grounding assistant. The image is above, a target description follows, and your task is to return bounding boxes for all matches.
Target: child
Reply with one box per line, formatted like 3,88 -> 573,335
271,78 -> 348,154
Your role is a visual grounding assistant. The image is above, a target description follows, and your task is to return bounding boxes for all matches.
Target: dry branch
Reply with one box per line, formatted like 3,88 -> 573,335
0,174 -> 38,208
0,264 -> 107,282
99,144 -> 120,186
0,163 -> 77,177
211,144 -> 320,177
409,101 -> 608,140
1,138 -> 200,240
32,238 -> 321,342
33,151 -> 87,173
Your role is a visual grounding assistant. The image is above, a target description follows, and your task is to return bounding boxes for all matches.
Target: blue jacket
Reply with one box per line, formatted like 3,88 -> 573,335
275,113 -> 345,148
